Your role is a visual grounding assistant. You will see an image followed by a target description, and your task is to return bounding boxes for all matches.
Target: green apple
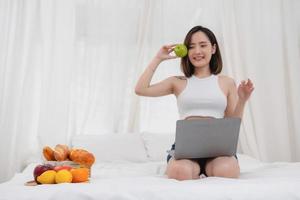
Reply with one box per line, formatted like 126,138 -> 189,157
174,44 -> 188,57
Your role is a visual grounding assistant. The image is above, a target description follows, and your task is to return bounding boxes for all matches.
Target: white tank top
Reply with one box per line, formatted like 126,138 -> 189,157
177,75 -> 227,119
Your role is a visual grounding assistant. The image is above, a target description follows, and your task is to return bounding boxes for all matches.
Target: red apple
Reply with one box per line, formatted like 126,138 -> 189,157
33,164 -> 54,182
54,165 -> 72,171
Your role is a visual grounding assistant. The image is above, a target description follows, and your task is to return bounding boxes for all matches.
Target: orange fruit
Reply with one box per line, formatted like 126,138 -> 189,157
55,169 -> 73,184
70,168 -> 89,183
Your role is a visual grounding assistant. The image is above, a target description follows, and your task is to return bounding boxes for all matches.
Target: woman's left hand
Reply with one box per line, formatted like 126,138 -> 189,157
237,79 -> 254,102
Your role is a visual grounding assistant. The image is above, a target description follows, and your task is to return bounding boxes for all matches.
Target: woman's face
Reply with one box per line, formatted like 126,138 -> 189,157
188,31 -> 216,69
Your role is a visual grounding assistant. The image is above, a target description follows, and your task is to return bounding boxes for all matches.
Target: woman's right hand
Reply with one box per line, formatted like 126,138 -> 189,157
155,44 -> 178,61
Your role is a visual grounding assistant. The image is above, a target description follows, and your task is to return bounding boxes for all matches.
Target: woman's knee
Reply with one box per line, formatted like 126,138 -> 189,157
166,159 -> 198,180
207,157 -> 240,178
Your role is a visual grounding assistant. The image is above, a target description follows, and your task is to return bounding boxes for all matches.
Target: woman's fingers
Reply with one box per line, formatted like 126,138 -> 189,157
164,44 -> 178,58
167,48 -> 174,53
241,79 -> 254,87
239,79 -> 255,93
247,79 -> 253,86
162,44 -> 177,51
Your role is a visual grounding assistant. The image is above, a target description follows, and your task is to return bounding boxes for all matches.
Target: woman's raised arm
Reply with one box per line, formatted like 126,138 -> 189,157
135,44 -> 177,97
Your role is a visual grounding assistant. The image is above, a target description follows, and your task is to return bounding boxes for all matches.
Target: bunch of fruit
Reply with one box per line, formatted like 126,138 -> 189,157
33,164 -> 89,184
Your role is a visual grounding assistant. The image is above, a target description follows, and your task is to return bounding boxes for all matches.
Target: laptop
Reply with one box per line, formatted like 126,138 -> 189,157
174,117 -> 241,159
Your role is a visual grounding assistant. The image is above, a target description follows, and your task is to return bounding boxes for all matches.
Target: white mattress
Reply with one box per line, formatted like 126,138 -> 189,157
1,154 -> 300,200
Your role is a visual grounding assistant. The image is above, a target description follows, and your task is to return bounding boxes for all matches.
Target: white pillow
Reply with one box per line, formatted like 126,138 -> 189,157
142,132 -> 175,161
71,133 -> 148,163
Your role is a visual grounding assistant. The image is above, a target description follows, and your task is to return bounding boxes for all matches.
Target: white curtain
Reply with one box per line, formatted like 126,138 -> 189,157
0,0 -> 299,183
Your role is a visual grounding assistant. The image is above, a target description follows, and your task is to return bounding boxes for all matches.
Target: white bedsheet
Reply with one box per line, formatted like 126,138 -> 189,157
1,155 -> 300,200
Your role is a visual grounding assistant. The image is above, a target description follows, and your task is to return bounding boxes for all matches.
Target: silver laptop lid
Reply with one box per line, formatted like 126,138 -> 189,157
174,118 -> 241,159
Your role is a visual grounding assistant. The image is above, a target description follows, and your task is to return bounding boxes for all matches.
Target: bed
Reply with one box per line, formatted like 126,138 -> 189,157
1,133 -> 300,200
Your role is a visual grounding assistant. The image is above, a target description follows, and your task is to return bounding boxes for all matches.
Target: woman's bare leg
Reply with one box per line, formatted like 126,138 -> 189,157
205,156 -> 240,178
166,158 -> 200,180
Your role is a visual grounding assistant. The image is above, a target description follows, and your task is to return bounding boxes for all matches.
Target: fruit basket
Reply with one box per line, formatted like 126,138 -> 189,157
43,160 -> 80,167
26,144 -> 95,185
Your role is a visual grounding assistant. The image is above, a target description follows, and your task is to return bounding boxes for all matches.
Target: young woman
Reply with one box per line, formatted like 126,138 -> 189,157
135,26 -> 254,180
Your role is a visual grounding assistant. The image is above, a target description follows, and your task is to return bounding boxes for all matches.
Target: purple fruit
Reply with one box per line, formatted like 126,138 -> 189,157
33,164 -> 54,182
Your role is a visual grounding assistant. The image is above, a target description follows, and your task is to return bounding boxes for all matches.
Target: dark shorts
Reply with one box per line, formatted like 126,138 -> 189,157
167,143 -> 238,176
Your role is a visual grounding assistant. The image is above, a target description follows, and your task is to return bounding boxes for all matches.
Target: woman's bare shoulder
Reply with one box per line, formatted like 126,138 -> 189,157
166,75 -> 187,83
218,75 -> 235,85
173,76 -> 187,80
172,76 -> 187,86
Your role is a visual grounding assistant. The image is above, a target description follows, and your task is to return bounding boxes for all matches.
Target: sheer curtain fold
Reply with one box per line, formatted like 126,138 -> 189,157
281,0 -> 300,160
0,0 -> 43,182
0,0 -> 299,183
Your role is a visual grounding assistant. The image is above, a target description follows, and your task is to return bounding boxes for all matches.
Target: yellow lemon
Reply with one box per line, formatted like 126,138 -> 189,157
37,170 -> 56,184
55,169 -> 73,184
